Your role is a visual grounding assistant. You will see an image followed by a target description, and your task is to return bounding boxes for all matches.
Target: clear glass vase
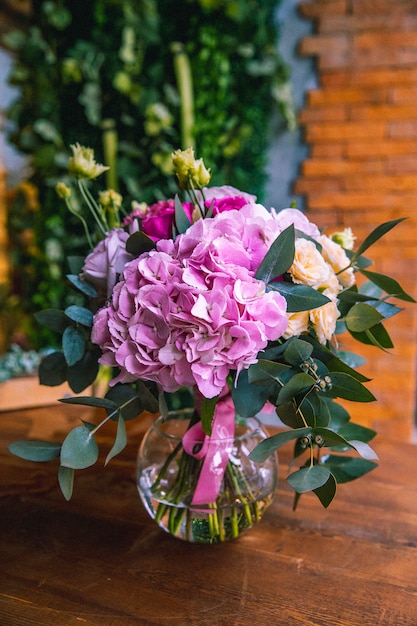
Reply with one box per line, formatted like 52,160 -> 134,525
136,409 -> 278,543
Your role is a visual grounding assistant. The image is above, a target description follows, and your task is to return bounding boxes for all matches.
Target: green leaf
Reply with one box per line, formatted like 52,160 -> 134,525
322,455 -> 378,483
125,231 -> 156,256
65,305 -> 94,327
67,348 -> 100,393
34,308 -> 69,333
350,323 -> 394,350
60,396 -> 118,410
8,440 -> 61,462
360,269 -> 415,302
66,274 -> 98,298
38,351 -> 67,386
174,194 -> 192,234
353,217 -> 406,258
326,372 -> 376,402
348,440 -> 379,461
337,422 -> 376,443
326,356 -> 370,382
200,396 -> 218,435
255,224 -> 295,283
313,473 -> 337,507
249,427 -> 312,462
278,372 -> 315,404
248,359 -> 292,385
345,302 -> 384,332
105,383 -> 153,420
58,465 -> 75,501
67,256 -> 85,275
269,281 -> 331,312
60,426 -> 99,470
105,414 -> 127,465
287,465 -> 331,493
284,338 -> 313,366
276,401 -> 305,429
62,326 -> 85,366
232,369 -> 272,417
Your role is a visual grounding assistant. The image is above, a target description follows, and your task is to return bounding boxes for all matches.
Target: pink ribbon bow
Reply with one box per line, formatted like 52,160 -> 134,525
182,398 -> 235,509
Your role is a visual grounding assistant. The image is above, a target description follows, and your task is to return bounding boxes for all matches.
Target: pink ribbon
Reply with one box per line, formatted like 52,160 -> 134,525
182,398 -> 235,509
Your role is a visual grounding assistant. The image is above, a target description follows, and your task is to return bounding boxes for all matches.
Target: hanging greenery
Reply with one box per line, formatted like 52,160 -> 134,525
3,0 -> 292,350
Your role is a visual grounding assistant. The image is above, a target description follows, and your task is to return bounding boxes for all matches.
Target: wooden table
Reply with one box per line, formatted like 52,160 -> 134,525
1,403 -> 417,626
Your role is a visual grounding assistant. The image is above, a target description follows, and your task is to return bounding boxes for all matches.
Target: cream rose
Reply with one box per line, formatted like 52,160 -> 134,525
318,235 -> 355,288
282,310 -> 310,340
309,290 -> 341,344
289,238 -> 332,290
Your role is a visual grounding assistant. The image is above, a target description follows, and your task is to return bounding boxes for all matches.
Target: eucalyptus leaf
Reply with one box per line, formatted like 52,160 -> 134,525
60,425 -> 99,470
62,326 -> 86,367
325,372 -> 376,402
65,305 -> 94,327
255,224 -> 295,283
60,396 -> 117,410
67,349 -> 100,393
360,268 -> 415,302
35,308 -> 69,333
345,302 -> 384,332
322,455 -> 378,483
278,372 -> 315,404
174,194 -> 192,234
67,256 -> 85,275
350,324 -> 394,350
248,359 -> 292,385
269,281 -> 331,312
284,338 -> 313,366
8,440 -> 61,462
38,351 -> 67,386
58,465 -> 75,501
287,465 -> 331,493
232,369 -> 272,417
125,231 -> 156,256
249,427 -> 312,463
66,274 -> 98,298
353,217 -> 406,258
313,473 -> 337,508
105,414 -> 127,466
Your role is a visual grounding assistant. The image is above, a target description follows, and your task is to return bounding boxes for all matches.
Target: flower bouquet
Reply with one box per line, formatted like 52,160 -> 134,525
9,144 -> 414,543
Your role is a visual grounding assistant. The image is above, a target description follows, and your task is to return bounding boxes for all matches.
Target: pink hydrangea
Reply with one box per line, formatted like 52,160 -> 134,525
91,205 -> 289,399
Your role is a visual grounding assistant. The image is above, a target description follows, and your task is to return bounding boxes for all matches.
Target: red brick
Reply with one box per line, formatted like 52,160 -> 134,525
351,0 -> 417,14
386,155 -> 417,174
299,34 -> 351,69
319,13 -> 417,34
304,121 -> 386,142
346,139 -> 417,158
298,1 -> 348,19
388,120 -> 417,138
311,144 -> 346,158
301,159 -> 384,176
349,104 -> 417,121
390,85 -> 417,104
308,86 -> 389,106
298,105 -> 348,123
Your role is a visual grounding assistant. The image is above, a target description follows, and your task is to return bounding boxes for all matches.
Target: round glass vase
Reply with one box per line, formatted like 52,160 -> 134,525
136,410 -> 278,544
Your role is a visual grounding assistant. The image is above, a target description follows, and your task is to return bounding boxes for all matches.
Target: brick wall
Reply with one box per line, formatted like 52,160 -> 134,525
295,0 -> 417,440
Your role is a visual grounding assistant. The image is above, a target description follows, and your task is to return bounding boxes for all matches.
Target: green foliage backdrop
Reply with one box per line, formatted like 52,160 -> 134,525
3,0 -> 291,349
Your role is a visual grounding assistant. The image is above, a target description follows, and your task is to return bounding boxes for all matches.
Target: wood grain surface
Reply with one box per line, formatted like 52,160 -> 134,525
1,403 -> 417,625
